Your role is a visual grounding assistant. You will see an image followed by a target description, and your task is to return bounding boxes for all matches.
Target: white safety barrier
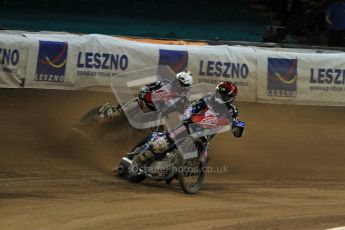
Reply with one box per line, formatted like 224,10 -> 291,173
22,33 -> 257,102
187,45 -> 257,102
0,34 -> 28,88
256,48 -> 345,106
1,31 -> 345,106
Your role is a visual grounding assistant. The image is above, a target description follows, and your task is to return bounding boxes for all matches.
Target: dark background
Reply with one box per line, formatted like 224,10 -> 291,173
0,0 -> 338,45
0,0 -> 268,41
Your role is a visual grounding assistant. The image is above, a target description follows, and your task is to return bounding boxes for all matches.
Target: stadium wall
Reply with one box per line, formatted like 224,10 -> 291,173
1,31 -> 345,106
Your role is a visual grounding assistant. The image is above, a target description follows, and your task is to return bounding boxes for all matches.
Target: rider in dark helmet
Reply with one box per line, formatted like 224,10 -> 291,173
181,81 -> 243,138
215,81 -> 238,109
131,81 -> 244,170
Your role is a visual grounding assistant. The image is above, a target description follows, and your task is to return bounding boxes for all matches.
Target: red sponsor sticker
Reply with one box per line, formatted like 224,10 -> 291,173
200,116 -> 218,126
153,91 -> 168,100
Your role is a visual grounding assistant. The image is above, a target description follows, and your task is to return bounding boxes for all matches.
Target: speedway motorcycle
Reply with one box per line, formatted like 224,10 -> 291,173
72,86 -> 188,142
114,112 -> 245,194
72,98 -> 141,141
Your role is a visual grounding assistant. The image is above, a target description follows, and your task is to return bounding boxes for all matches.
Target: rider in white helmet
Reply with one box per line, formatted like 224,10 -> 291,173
176,71 -> 193,87
138,70 -> 193,115
129,71 -> 193,166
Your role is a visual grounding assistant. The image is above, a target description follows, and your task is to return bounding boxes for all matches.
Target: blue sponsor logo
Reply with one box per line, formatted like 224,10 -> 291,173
267,58 -> 297,97
158,49 -> 188,73
35,41 -> 68,82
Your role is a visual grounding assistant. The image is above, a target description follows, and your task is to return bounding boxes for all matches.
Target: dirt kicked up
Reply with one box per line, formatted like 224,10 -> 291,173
0,89 -> 345,230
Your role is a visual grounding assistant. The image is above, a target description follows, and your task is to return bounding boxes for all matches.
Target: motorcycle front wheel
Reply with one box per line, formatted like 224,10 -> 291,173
177,153 -> 206,194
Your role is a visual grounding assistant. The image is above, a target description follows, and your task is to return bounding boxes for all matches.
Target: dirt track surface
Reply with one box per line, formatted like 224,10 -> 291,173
0,89 -> 345,230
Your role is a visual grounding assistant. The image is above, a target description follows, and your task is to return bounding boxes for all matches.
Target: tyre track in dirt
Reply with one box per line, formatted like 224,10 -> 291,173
0,89 -> 345,230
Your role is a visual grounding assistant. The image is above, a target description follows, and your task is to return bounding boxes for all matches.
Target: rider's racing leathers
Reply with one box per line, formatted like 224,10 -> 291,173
138,79 -> 189,115
132,93 -> 244,166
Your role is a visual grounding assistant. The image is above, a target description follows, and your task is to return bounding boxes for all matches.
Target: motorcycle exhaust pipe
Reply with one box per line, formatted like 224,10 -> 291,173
121,157 -> 133,166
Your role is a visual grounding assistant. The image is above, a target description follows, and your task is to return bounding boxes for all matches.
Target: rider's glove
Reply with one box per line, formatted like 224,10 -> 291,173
138,86 -> 149,99
232,119 -> 244,138
179,106 -> 193,122
179,114 -> 189,122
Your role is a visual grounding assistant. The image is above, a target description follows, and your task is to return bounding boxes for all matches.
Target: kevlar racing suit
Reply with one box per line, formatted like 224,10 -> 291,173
138,80 -> 189,115
132,93 -> 244,167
